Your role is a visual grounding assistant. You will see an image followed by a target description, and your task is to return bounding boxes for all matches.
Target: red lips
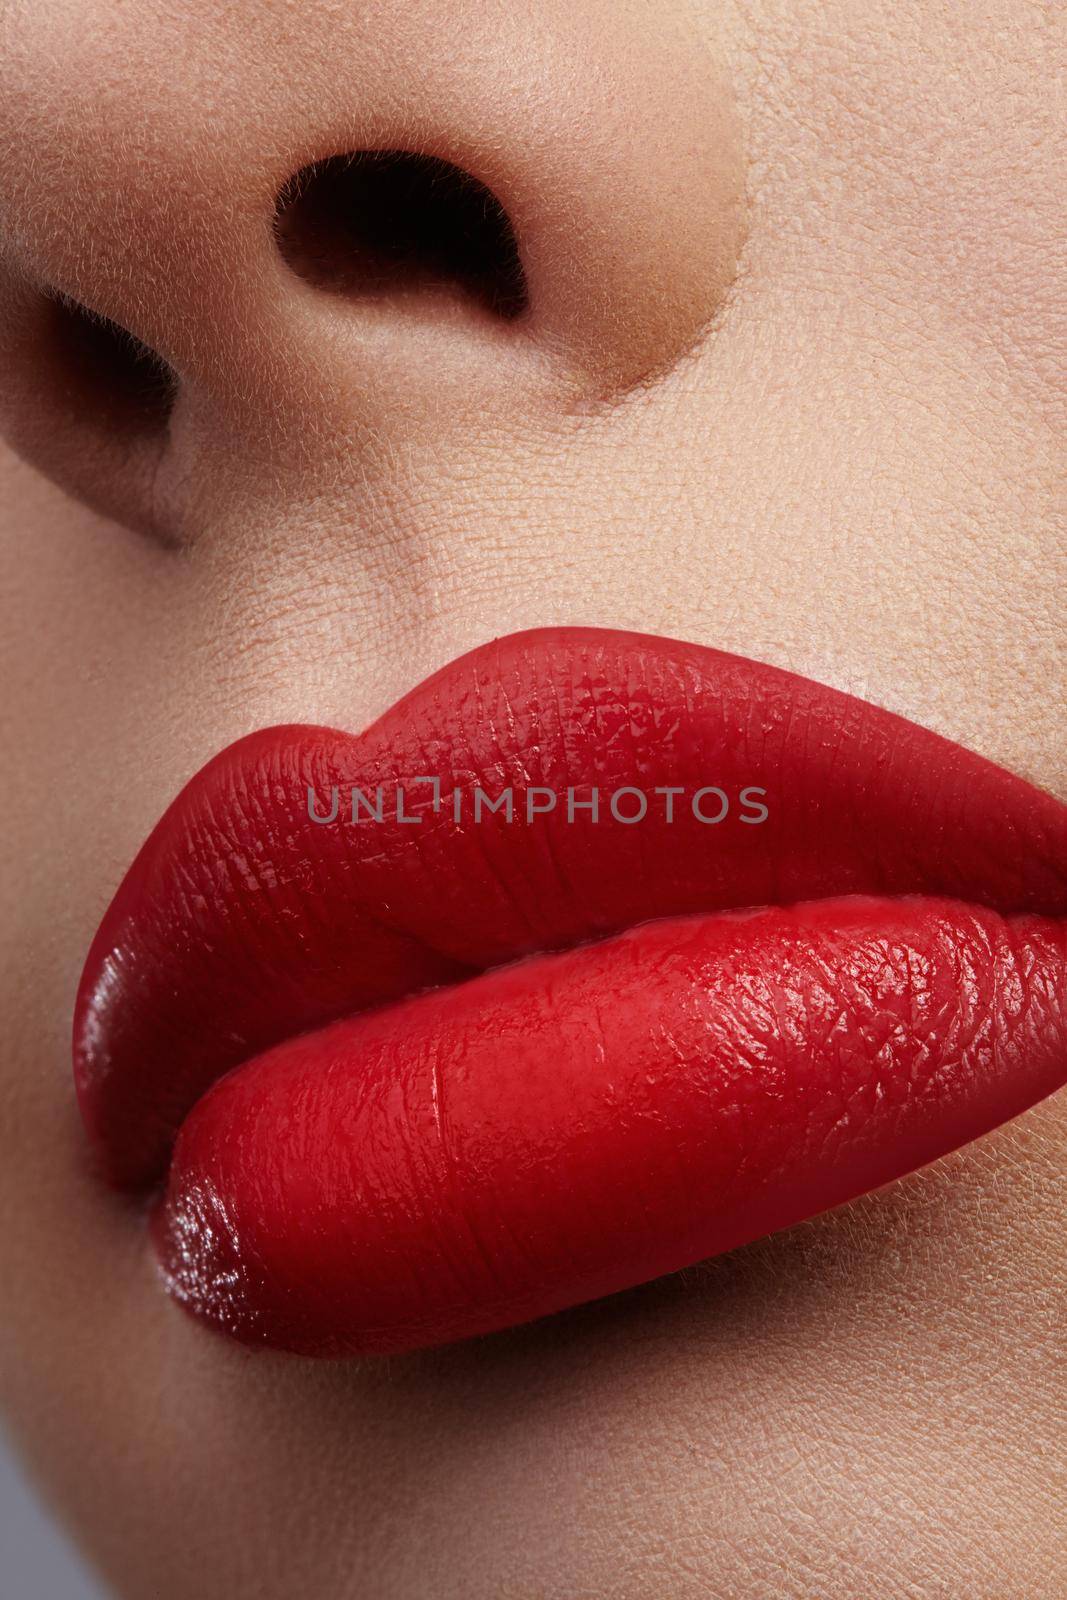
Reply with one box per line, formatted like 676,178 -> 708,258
73,628 -> 1067,1355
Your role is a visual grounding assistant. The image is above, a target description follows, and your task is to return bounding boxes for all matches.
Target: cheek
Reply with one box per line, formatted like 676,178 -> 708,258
732,0 -> 1063,422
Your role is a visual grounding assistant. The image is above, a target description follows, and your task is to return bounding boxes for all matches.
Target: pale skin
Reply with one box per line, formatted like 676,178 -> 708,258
0,0 -> 1063,1595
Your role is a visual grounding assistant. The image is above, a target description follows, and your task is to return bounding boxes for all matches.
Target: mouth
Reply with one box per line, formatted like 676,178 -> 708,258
73,626 -> 1067,1357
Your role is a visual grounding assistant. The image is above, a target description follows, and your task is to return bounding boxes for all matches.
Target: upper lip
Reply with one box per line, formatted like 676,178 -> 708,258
73,626 -> 1067,1354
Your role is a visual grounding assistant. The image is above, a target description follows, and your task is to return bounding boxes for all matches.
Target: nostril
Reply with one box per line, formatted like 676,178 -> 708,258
273,151 -> 528,322
45,291 -> 176,434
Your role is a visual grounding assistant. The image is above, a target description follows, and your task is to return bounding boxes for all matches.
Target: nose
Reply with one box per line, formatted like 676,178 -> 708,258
0,0 -> 744,542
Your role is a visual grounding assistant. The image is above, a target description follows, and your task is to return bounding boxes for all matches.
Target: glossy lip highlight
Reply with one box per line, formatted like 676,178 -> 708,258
73,627 -> 1067,1356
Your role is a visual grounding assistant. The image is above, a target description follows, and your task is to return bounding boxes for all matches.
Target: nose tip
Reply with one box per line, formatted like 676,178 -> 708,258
0,0 -> 745,540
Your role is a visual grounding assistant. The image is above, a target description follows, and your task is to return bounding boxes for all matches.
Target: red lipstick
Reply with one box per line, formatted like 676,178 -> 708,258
73,628 -> 1067,1355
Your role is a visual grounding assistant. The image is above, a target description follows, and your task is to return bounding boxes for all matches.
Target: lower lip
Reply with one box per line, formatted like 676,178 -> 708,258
157,892 -> 1067,1357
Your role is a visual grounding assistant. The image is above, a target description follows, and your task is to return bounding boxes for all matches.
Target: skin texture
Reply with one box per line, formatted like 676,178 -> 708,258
0,0 -> 1063,1595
